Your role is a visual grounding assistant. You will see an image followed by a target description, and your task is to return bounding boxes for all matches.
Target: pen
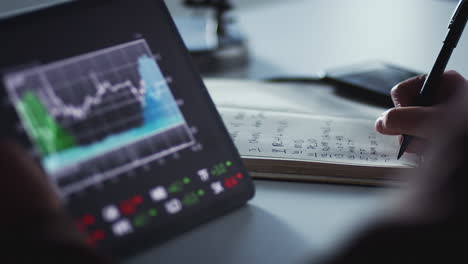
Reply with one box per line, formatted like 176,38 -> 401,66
397,0 -> 468,159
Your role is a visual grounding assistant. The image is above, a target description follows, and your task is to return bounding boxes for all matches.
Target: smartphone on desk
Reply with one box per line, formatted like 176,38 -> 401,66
324,61 -> 422,106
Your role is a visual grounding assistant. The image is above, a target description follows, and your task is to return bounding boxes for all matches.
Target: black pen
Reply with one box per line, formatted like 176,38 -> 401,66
397,0 -> 468,159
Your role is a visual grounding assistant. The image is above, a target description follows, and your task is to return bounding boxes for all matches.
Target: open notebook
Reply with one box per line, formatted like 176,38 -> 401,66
205,79 -> 419,186
219,107 -> 419,186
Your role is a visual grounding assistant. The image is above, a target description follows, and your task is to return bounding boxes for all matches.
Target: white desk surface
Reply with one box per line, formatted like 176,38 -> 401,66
0,0 -> 466,263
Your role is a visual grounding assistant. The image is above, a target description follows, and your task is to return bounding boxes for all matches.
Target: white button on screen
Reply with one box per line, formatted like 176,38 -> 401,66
112,219 -> 133,237
102,205 -> 120,222
149,186 -> 168,201
165,198 -> 182,214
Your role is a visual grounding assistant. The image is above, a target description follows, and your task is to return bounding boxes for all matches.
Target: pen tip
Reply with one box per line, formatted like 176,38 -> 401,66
397,148 -> 405,160
398,135 -> 412,160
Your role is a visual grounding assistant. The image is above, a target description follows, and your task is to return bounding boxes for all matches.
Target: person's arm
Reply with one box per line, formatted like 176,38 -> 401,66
1,141 -> 113,263
321,71 -> 468,263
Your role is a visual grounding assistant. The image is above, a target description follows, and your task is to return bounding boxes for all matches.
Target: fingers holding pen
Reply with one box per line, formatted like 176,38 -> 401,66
390,71 -> 466,108
377,70 -> 467,138
375,106 -> 440,139
390,74 -> 426,107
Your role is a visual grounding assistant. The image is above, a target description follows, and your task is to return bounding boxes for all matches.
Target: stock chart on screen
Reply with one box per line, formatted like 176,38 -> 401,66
5,40 -> 196,196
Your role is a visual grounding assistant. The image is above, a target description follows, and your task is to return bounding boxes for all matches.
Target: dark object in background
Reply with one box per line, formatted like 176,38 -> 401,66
324,61 -> 421,106
185,0 -> 232,36
265,61 -> 421,107
181,0 -> 249,74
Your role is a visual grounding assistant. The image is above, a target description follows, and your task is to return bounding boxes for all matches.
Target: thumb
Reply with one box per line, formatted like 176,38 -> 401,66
375,106 -> 441,138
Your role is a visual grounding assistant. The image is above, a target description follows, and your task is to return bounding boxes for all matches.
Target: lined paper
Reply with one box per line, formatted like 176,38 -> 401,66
219,107 -> 419,167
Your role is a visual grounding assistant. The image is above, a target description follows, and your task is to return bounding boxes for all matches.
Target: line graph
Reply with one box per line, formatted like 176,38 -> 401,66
5,39 -> 195,196
46,71 -> 169,120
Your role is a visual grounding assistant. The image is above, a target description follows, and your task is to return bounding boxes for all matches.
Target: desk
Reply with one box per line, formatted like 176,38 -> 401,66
127,79 -> 395,263
129,182 -> 387,264
134,1 -> 468,263
133,1 -> 468,263
1,0 -> 466,263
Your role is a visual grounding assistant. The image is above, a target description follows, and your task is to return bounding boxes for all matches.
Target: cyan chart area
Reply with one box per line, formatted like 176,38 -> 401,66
7,40 -> 189,176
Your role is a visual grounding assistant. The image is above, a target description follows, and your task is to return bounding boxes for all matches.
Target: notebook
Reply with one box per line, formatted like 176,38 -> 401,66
205,78 -> 420,186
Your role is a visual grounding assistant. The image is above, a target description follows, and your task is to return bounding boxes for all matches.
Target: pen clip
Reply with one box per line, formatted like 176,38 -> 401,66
449,0 -> 467,28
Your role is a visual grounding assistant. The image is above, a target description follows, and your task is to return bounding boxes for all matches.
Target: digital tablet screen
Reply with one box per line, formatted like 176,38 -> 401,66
0,0 -> 254,257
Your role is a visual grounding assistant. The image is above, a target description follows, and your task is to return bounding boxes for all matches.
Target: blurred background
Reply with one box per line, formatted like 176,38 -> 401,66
1,0 -> 466,81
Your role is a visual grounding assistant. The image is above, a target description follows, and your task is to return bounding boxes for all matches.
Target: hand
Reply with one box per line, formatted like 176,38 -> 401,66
374,70 -> 468,153
324,88 -> 468,263
0,141 -> 113,263
0,141 -> 62,219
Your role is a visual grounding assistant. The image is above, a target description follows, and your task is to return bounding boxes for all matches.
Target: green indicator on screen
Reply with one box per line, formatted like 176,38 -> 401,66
183,192 -> 199,206
197,189 -> 205,196
226,161 -> 232,166
148,209 -> 157,217
133,214 -> 149,227
211,163 -> 227,176
183,177 -> 191,184
168,181 -> 184,193
18,91 -> 76,155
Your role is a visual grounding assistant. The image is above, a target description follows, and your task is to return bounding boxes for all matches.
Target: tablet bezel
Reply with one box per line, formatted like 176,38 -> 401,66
0,0 -> 255,258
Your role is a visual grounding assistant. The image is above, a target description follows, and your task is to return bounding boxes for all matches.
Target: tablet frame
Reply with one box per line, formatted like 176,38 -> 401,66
0,0 -> 255,258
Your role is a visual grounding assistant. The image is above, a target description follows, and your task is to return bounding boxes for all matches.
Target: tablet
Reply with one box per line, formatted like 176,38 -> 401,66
0,0 -> 254,258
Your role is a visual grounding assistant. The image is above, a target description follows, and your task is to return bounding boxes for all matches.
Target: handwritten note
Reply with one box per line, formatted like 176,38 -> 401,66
219,108 -> 419,167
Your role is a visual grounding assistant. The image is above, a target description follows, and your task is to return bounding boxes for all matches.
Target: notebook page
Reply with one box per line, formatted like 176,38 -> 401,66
205,78 -> 384,120
219,107 -> 419,167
